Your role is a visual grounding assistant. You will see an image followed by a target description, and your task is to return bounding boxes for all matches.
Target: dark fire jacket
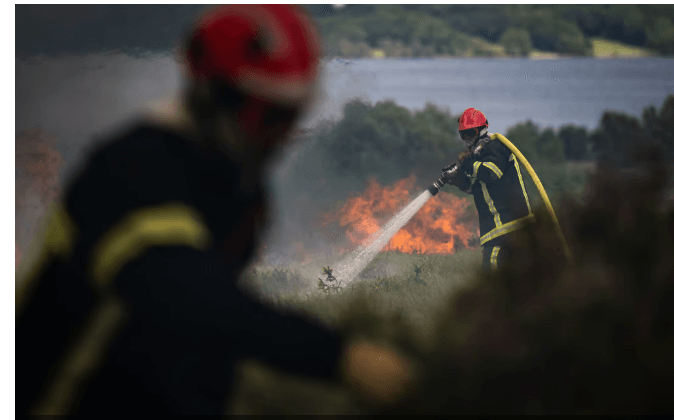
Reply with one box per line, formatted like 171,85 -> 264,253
16,121 -> 343,415
453,133 -> 535,246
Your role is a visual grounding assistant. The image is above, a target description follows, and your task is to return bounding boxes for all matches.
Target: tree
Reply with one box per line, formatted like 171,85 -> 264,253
558,125 -> 589,160
505,121 -> 541,163
500,27 -> 533,56
591,112 -> 645,166
519,11 -> 592,55
642,95 -> 674,161
646,16 -> 674,55
319,99 -> 463,185
536,128 -> 565,162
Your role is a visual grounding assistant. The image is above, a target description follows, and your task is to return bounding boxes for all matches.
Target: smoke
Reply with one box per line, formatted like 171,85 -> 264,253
15,129 -> 65,263
16,52 -> 182,182
15,52 -> 381,271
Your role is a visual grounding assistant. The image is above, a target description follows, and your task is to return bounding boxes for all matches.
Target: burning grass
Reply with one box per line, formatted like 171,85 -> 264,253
319,175 -> 479,255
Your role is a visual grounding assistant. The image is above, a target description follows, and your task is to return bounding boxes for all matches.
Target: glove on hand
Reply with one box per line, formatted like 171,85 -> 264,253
458,150 -> 473,163
442,161 -> 458,173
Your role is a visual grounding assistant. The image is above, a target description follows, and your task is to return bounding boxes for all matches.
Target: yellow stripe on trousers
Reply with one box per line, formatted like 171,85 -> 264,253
490,246 -> 501,271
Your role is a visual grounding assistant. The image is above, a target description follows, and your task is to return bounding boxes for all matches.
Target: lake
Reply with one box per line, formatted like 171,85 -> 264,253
16,54 -> 673,166
306,57 -> 674,132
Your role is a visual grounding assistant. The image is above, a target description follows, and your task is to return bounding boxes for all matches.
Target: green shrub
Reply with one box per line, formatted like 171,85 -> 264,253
500,27 -> 533,56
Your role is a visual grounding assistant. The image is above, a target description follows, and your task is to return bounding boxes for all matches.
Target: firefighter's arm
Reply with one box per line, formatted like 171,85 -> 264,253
472,144 -> 508,186
115,247 -> 414,405
451,171 -> 472,193
442,157 -> 472,193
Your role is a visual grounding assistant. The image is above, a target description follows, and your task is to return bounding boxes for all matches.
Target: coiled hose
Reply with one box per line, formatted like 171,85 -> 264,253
491,133 -> 574,264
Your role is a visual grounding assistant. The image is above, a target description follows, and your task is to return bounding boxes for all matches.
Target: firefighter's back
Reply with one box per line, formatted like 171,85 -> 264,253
16,122 -> 266,414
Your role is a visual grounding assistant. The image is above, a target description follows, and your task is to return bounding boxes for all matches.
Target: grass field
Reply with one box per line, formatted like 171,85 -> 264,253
228,159 -> 595,413
232,249 -> 483,414
591,38 -> 655,58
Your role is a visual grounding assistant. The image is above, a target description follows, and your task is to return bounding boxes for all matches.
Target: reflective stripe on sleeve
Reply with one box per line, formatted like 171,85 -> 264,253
89,203 -> 213,290
482,162 -> 503,179
16,202 -> 78,319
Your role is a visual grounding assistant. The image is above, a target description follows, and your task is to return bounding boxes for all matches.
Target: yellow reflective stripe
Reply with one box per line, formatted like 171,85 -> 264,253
469,161 -> 482,188
89,203 -> 212,289
472,160 -> 482,174
490,246 -> 501,271
29,295 -> 128,415
16,202 -> 77,319
480,214 -> 536,246
511,153 -> 532,214
480,180 -> 502,228
482,162 -> 503,179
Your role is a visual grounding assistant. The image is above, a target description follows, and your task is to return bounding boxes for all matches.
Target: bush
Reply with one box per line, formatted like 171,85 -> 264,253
319,99 -> 464,186
536,128 -> 565,162
525,14 -> 592,55
559,125 -> 590,160
500,27 -> 533,56
505,121 -> 541,163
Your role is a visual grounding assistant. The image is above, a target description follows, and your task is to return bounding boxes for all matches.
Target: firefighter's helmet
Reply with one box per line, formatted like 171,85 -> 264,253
186,4 -> 321,107
458,108 -> 489,143
184,5 -> 321,151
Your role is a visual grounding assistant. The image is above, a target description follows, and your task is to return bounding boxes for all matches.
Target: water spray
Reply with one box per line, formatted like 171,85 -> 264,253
331,132 -> 573,286
333,190 -> 434,284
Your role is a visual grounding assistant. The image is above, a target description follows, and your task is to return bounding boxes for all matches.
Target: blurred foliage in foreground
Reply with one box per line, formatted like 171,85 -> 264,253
234,132 -> 674,415
307,4 -> 674,57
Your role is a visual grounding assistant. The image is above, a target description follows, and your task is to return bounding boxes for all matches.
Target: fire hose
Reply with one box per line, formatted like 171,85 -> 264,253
429,133 -> 574,264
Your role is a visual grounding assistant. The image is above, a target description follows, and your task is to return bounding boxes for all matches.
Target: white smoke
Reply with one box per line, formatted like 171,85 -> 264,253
15,52 -> 377,269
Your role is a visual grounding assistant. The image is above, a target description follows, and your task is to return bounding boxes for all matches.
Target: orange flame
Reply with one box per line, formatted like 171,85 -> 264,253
332,175 -> 477,254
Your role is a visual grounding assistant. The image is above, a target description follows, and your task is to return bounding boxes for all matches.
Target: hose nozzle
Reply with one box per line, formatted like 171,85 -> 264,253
428,163 -> 458,196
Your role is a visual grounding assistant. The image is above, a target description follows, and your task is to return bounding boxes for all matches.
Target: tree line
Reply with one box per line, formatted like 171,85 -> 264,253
287,95 -> 674,204
306,4 -> 674,57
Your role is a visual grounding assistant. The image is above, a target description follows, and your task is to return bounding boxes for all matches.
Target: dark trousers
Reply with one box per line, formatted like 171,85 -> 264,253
481,235 -> 514,273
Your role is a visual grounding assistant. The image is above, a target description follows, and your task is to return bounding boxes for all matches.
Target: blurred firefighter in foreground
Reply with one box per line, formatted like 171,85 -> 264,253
442,108 -> 535,272
15,5 -> 413,415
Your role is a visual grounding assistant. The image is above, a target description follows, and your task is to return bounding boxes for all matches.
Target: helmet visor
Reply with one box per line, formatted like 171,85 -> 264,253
459,128 -> 480,142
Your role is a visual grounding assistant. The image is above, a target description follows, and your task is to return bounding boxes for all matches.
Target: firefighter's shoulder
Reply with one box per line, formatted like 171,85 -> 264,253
65,123 -> 198,224
62,122 -> 220,282
481,136 -> 511,160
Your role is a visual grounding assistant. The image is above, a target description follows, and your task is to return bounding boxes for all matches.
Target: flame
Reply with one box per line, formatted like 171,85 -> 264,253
331,175 -> 477,254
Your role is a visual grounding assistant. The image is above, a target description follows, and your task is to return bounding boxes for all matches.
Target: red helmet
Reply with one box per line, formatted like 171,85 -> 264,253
458,108 -> 488,131
186,5 -> 321,107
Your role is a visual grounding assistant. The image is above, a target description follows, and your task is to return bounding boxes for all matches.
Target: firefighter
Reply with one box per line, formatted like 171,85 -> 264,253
444,108 -> 535,273
16,5 -> 412,415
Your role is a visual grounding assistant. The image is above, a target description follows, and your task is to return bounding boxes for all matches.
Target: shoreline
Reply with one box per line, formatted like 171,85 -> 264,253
326,54 -> 665,61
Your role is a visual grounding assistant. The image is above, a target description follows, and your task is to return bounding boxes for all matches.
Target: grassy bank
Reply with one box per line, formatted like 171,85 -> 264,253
591,38 -> 656,58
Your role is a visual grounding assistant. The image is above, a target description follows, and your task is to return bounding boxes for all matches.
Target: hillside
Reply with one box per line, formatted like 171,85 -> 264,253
307,4 -> 674,58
